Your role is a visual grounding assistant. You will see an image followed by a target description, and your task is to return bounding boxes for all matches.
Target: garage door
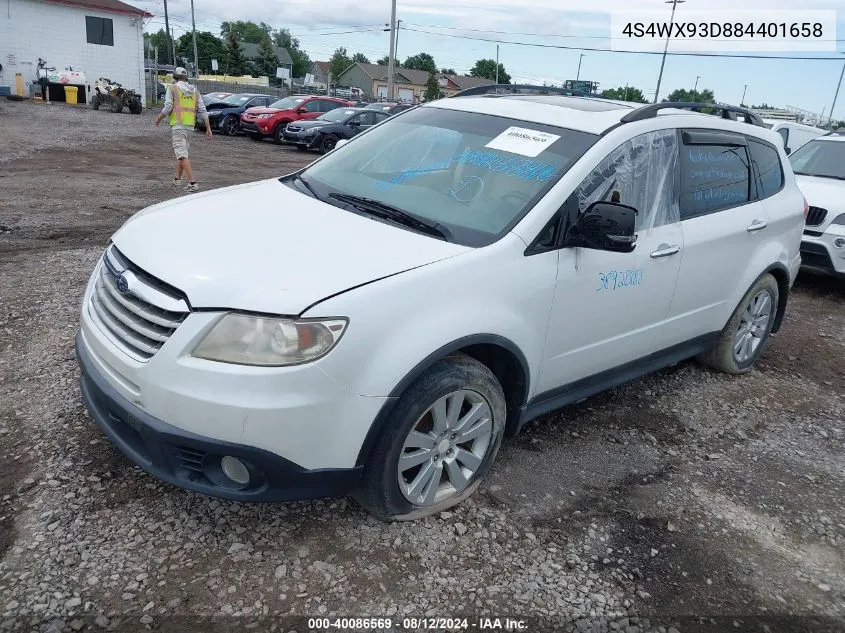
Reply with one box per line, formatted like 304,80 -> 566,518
377,85 -> 388,98
398,88 -> 414,103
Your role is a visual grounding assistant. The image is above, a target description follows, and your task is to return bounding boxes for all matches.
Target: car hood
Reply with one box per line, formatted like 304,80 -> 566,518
289,120 -> 330,130
112,179 -> 469,314
795,174 -> 845,215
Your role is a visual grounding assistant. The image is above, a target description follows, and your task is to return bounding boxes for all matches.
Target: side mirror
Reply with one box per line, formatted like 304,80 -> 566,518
297,106 -> 308,113
334,139 -> 349,149
575,201 -> 638,253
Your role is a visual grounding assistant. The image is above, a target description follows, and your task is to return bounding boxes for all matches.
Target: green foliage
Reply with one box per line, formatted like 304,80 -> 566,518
376,56 -> 390,66
470,59 -> 510,84
257,35 -> 279,81
440,67 -> 457,75
144,30 -> 174,65
600,86 -> 648,103
225,28 -> 246,75
174,31 -> 227,73
351,52 -> 370,64
664,88 -> 715,103
403,53 -> 437,73
424,72 -> 443,101
272,28 -> 311,78
221,21 -> 270,44
329,47 -> 352,83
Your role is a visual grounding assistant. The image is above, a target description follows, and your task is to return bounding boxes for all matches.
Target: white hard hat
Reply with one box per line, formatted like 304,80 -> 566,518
173,66 -> 188,78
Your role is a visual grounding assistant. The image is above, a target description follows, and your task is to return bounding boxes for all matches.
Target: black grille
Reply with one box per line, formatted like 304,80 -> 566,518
172,446 -> 207,474
806,206 -> 828,227
800,241 -> 834,271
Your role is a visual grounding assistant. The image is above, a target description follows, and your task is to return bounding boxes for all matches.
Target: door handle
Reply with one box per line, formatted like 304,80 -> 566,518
746,219 -> 768,232
650,244 -> 681,259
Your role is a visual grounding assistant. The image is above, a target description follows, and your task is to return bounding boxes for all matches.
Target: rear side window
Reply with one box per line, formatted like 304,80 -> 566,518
680,137 -> 750,219
747,139 -> 783,198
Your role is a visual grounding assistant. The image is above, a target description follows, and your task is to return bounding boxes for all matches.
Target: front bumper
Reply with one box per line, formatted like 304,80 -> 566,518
283,131 -> 319,148
801,227 -> 845,276
241,120 -> 271,135
76,331 -> 362,502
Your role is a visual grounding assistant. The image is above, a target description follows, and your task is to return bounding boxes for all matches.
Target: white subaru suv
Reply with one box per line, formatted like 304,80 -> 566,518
788,133 -> 845,278
76,94 -> 804,520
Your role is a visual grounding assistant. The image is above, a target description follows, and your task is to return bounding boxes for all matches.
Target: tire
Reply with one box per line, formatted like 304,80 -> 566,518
357,353 -> 507,521
319,134 -> 339,154
221,114 -> 239,136
109,97 -> 122,113
697,273 -> 779,375
91,94 -> 101,110
128,99 -> 142,115
273,122 -> 289,144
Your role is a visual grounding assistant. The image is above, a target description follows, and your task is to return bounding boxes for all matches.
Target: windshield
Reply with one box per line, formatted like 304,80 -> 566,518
789,140 -> 845,180
270,97 -> 306,110
300,107 -> 597,246
222,94 -> 254,105
318,109 -> 358,123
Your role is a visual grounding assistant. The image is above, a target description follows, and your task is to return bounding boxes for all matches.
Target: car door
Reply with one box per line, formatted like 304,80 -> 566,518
301,99 -> 323,120
660,129 -> 769,347
536,129 -> 685,393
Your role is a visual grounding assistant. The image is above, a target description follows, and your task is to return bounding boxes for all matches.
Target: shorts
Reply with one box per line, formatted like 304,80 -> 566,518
171,128 -> 189,160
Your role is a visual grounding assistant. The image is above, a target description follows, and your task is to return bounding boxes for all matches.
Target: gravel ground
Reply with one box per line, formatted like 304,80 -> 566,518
0,100 -> 843,633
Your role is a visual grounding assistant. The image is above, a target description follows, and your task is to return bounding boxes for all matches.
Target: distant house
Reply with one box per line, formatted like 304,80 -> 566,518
239,41 -> 292,77
307,61 -> 331,86
336,62 -> 495,103
0,0 -> 151,101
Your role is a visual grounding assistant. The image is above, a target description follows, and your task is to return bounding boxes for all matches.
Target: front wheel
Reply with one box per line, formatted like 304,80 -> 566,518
274,122 -> 289,144
108,96 -> 122,113
357,354 -> 506,521
128,98 -> 142,114
91,94 -> 101,110
319,134 -> 339,154
697,273 -> 779,374
221,114 -> 239,136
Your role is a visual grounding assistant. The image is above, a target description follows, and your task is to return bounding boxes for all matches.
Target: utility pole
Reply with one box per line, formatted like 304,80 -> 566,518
190,0 -> 199,77
827,54 -> 845,127
653,0 -> 685,104
163,0 -> 175,66
576,53 -> 585,81
741,84 -> 748,106
387,0 -> 397,101
693,75 -> 700,96
395,20 -> 402,63
495,45 -> 499,84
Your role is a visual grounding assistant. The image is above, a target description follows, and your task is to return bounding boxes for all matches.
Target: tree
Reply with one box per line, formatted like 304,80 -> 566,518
403,52 -> 437,73
144,29 -> 174,65
424,72 -> 443,101
174,31 -> 226,73
376,56 -> 390,65
220,20 -> 270,44
440,67 -> 456,75
664,88 -> 715,103
751,102 -> 773,109
600,86 -> 648,103
329,47 -> 352,84
225,28 -> 246,75
470,59 -> 510,84
273,27 -> 311,78
351,52 -> 370,64
257,35 -> 278,81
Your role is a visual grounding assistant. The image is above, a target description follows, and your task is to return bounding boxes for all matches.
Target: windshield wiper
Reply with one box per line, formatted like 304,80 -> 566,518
292,173 -> 321,199
328,193 -> 451,240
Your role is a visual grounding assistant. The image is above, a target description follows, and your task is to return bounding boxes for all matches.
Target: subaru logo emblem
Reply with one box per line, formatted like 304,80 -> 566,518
116,274 -> 129,294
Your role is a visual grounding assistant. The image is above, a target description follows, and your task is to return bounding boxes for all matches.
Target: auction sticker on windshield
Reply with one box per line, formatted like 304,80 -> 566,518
485,126 -> 561,157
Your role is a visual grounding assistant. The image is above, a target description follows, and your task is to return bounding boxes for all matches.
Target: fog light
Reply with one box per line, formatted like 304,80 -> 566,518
834,238 -> 845,248
221,456 -> 250,485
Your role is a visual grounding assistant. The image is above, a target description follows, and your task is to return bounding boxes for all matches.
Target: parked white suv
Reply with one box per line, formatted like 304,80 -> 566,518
788,134 -> 845,278
76,95 -> 805,519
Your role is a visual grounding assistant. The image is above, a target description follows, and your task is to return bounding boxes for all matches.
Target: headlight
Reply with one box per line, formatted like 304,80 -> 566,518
832,213 -> 845,225
258,113 -> 273,119
192,314 -> 348,366
207,110 -> 221,117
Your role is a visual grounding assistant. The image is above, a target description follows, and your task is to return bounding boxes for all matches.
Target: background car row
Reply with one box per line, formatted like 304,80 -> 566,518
198,92 -> 410,152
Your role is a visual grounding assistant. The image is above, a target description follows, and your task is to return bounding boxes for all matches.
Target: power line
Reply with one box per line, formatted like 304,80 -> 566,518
402,26 -> 845,60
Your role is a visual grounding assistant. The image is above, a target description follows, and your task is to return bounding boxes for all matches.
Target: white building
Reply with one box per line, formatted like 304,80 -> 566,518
0,0 -> 150,103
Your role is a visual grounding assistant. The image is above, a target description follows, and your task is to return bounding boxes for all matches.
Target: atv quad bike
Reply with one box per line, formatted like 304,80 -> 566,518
92,77 -> 142,114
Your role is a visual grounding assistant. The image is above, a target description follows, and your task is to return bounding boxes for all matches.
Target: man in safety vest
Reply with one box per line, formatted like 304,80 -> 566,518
155,67 -> 211,193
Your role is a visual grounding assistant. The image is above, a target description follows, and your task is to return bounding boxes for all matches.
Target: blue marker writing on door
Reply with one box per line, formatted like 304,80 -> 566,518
596,268 -> 644,292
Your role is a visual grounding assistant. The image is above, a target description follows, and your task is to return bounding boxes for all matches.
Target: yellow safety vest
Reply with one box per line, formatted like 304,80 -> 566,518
168,84 -> 198,127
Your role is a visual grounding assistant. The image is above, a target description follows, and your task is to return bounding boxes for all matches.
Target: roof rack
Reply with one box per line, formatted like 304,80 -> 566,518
452,84 -> 596,98
619,102 -> 766,127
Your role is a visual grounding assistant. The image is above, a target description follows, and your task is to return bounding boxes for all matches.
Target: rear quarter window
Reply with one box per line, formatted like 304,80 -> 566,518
679,141 -> 750,219
747,139 -> 784,199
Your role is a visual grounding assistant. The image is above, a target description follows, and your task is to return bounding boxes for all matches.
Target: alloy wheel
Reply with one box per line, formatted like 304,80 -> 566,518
397,389 -> 494,506
732,289 -> 773,363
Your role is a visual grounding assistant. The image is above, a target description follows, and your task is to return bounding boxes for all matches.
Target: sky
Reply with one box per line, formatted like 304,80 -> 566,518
136,0 -> 845,119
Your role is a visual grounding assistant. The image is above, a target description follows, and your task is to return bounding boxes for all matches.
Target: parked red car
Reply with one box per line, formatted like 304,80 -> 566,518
240,95 -> 353,143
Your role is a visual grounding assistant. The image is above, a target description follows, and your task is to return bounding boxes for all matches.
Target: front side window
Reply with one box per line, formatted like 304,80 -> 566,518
300,107 -> 597,246
305,100 -> 322,113
679,141 -> 750,219
747,139 -> 783,198
788,139 -> 845,180
573,129 -> 679,231
86,16 -> 113,46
